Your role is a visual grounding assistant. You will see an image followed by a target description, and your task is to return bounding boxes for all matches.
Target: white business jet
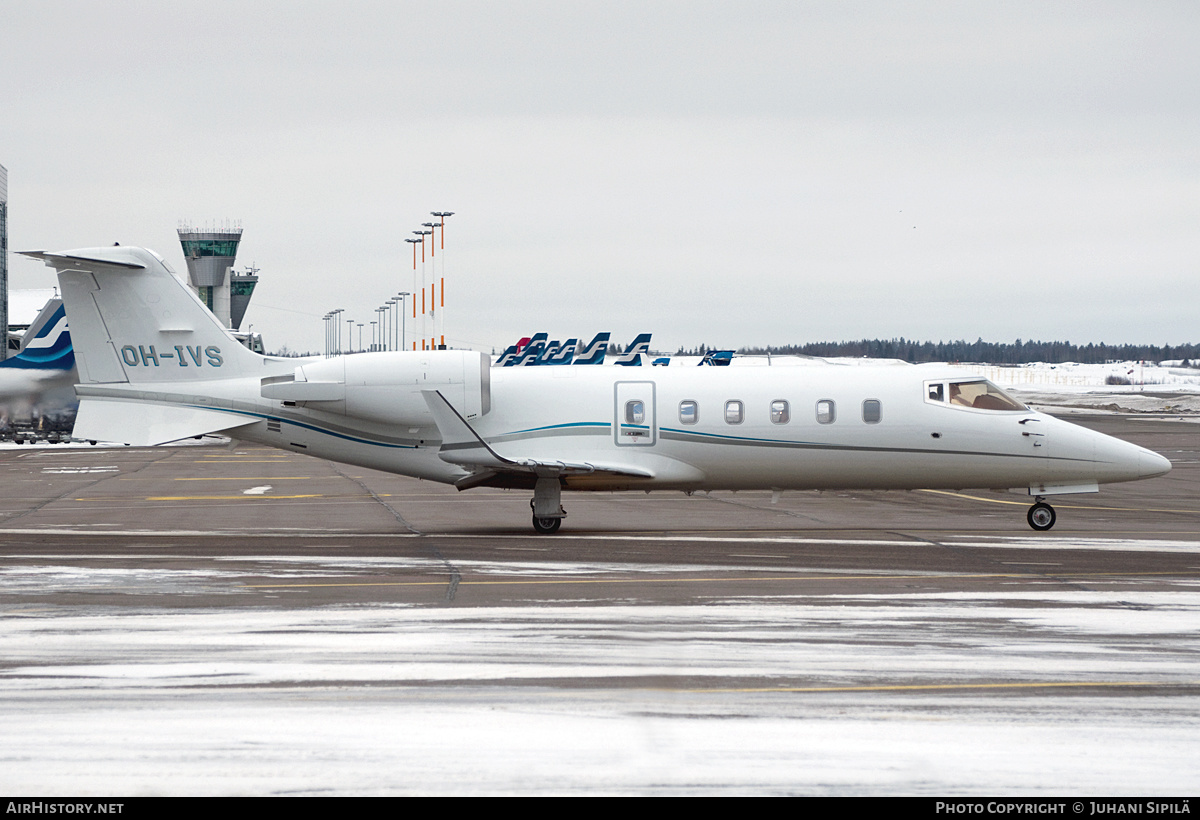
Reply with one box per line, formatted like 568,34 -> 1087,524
24,246 -> 1170,534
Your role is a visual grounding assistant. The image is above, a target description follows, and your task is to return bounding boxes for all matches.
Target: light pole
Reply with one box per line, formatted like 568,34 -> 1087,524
423,222 -> 442,348
413,230 -> 432,349
330,308 -> 345,355
404,240 -> 420,350
397,292 -> 410,352
385,301 -> 398,352
431,212 -> 454,349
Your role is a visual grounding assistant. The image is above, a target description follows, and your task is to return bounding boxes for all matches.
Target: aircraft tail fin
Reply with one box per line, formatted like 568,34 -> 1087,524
574,332 -> 610,365
21,246 -> 261,384
0,298 -> 73,371
614,333 -> 652,366
495,344 -> 519,366
543,338 -> 577,365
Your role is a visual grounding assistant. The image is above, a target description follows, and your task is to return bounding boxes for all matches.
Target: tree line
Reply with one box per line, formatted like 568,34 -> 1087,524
677,338 -> 1200,365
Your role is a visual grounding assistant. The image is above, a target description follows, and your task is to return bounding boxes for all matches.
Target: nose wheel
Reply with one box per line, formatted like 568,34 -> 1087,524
1027,501 -> 1056,531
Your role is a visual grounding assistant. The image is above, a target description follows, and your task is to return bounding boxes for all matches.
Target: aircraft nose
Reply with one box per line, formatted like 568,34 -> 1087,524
1140,448 -> 1172,479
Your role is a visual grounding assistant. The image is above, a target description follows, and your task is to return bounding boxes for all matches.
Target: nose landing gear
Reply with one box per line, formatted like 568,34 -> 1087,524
1027,499 -> 1056,531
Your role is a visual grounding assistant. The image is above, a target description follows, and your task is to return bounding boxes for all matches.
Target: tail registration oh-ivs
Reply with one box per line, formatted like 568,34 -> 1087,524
24,245 -> 1170,534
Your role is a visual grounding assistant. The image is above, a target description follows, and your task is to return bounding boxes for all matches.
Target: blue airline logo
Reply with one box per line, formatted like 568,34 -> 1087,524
573,332 -> 610,365
0,304 -> 76,371
119,344 -> 223,367
540,338 -> 577,365
496,332 -> 636,366
614,333 -> 652,366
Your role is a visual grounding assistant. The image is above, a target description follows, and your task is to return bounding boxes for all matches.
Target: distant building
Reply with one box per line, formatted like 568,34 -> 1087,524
1,163 -> 8,360
176,224 -> 258,331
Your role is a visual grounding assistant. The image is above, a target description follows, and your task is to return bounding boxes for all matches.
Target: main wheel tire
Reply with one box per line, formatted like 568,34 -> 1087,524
1027,502 -> 1056,531
532,516 -> 562,535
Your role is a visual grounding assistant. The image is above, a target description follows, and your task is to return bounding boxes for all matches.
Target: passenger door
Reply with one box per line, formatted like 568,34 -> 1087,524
614,381 -> 656,446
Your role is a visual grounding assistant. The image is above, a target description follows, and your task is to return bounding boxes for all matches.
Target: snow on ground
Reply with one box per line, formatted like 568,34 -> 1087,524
959,362 -> 1200,414
3,573 -> 1199,795
715,355 -> 1200,413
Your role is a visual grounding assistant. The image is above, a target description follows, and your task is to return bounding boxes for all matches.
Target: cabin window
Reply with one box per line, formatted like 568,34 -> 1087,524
725,400 -> 744,424
625,400 -> 645,425
679,400 -> 698,425
770,400 -> 790,424
862,399 -> 882,424
816,399 -> 836,424
927,383 -> 944,403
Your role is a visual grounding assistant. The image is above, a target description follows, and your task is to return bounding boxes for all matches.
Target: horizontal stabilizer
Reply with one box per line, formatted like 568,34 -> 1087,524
73,399 -> 255,446
20,250 -> 146,271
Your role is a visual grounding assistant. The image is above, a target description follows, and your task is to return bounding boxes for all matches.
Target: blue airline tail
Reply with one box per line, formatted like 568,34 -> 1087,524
495,336 -> 536,367
573,332 -> 609,365
0,299 -> 75,372
542,338 -> 577,365
511,333 -> 547,366
534,340 -> 562,365
614,333 -> 652,366
495,344 -> 519,366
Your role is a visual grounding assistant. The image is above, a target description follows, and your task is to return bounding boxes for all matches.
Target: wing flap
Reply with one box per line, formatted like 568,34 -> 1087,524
421,389 -> 654,480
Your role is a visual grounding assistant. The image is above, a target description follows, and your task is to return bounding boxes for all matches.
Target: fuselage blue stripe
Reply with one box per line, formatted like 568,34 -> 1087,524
184,405 -> 418,449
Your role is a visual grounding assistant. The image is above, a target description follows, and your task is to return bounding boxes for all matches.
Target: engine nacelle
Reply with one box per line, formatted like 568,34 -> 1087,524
261,350 -> 490,426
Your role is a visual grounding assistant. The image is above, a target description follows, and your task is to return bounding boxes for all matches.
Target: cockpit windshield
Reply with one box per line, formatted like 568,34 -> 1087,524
925,379 -> 1027,412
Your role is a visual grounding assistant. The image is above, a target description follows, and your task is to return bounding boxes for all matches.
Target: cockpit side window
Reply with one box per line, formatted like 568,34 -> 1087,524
928,379 -> 1027,412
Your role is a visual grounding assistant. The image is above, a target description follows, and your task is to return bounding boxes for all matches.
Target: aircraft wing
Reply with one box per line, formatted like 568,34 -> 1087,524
421,389 -> 654,488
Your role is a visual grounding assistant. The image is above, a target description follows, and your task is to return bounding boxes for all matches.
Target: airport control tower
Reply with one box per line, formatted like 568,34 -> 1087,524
176,223 -> 258,330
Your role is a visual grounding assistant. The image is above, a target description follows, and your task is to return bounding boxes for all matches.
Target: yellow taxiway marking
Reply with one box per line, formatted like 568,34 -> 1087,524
72,492 -> 392,502
170,477 -> 314,481
144,494 -> 325,501
243,569 -> 1191,590
918,489 -> 1200,515
198,454 -> 292,457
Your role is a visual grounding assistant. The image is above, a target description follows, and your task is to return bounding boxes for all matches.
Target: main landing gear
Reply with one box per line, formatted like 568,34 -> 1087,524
532,514 -> 562,535
530,475 -> 566,535
1027,499 -> 1056,531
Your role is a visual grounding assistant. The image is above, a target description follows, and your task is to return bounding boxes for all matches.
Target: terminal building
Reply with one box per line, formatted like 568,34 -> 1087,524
1,163 -> 9,360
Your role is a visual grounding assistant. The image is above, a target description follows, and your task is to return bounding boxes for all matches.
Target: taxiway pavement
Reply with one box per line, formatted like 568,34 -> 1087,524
2,414 -> 1198,794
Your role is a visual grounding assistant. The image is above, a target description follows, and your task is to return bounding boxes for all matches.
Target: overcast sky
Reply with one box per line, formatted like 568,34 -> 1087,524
2,1 -> 1196,354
